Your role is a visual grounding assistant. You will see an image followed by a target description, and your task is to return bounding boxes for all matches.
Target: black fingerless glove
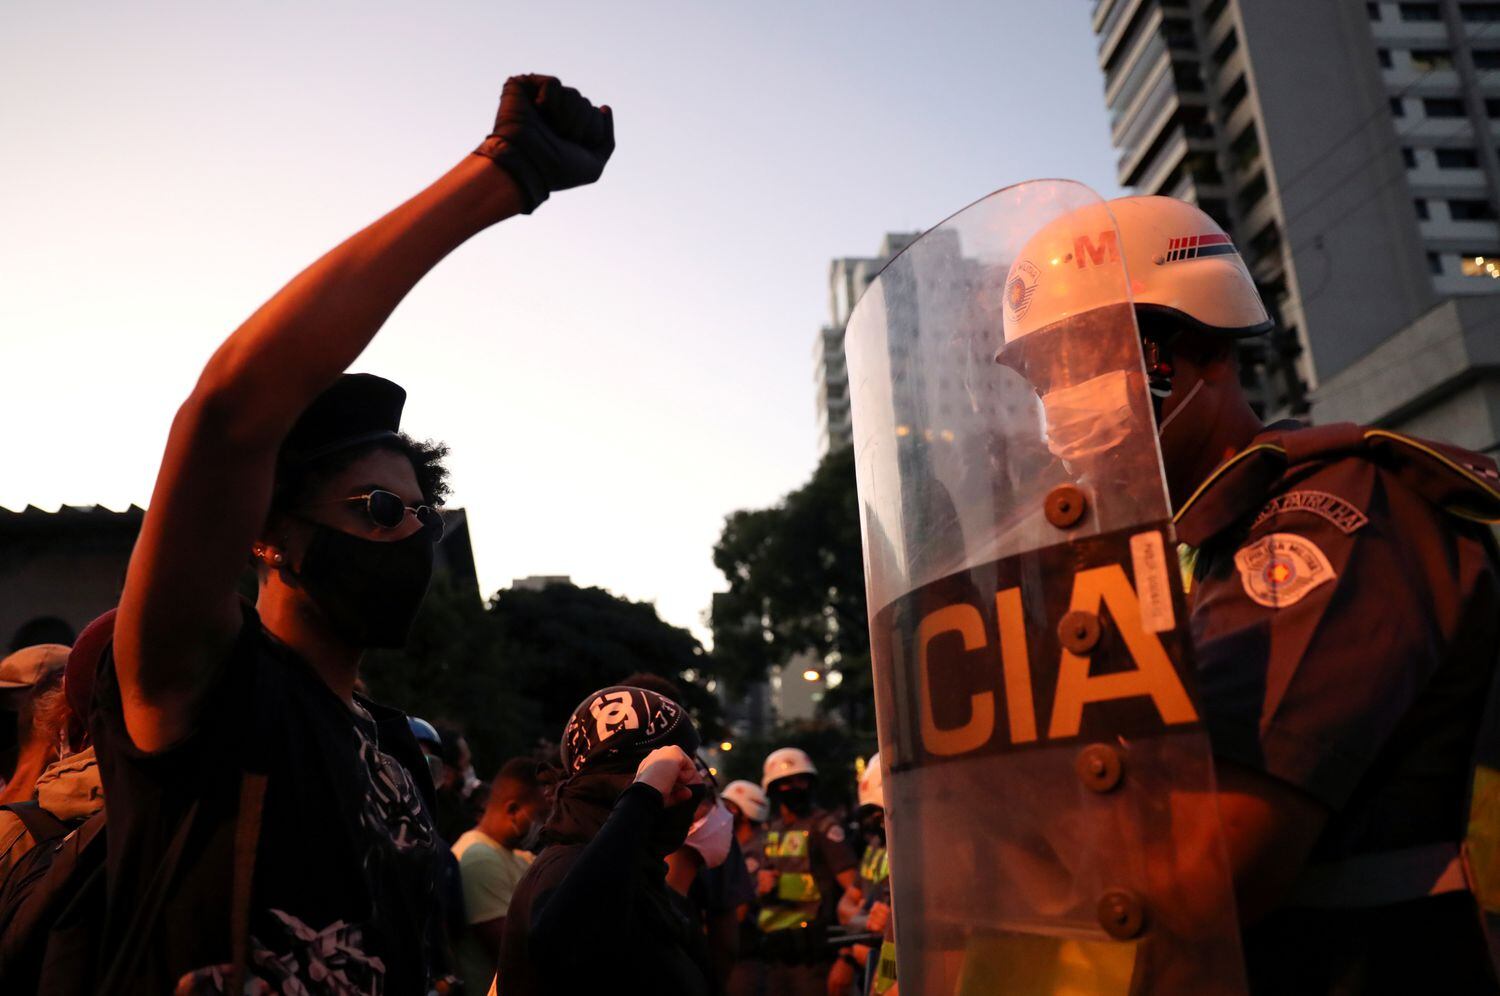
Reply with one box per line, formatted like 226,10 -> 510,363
475,74 -> 615,214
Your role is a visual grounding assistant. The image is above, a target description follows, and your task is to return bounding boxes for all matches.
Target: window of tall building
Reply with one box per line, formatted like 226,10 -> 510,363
1368,1 -> 1383,18
1450,198 -> 1499,219
1475,49 -> 1500,68
1424,97 -> 1467,117
1410,49 -> 1455,71
1461,3 -> 1500,22
1391,96 -> 1407,116
1399,2 -> 1442,20
1428,251 -> 1444,274
1232,122 -> 1262,170
1487,97 -> 1500,116
1460,252 -> 1500,275
1249,221 -> 1282,262
1199,198 -> 1230,229
1437,147 -> 1481,167
1213,29 -> 1239,67
1163,17 -> 1195,49
1222,74 -> 1249,115
1204,0 -> 1230,27
1402,146 -> 1418,167
1236,172 -> 1269,214
1377,48 -> 1393,68
1416,197 -> 1430,219
1173,61 -> 1205,92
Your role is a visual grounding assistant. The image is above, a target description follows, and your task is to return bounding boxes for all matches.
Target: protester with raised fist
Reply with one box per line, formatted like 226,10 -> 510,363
88,73 -> 614,994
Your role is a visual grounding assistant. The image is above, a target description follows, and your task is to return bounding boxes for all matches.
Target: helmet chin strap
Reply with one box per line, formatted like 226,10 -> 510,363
1157,377 -> 1206,436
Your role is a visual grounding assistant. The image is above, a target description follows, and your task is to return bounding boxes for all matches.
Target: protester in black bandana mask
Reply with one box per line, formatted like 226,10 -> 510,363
88,72 -> 615,994
498,685 -> 714,996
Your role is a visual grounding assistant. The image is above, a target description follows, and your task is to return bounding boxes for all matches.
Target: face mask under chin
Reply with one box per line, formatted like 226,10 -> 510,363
292,523 -> 436,649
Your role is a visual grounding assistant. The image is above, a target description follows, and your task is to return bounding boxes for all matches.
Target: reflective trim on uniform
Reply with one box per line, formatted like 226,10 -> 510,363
756,906 -> 811,932
859,845 -> 889,885
873,940 -> 898,993
1469,764 -> 1500,914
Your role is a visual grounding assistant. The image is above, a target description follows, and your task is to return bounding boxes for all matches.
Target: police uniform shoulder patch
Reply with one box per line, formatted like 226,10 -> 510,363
825,823 -> 846,844
1250,490 -> 1367,534
1233,532 -> 1336,608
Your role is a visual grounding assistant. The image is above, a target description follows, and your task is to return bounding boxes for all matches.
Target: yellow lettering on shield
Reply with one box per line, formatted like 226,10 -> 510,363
918,604 -> 994,756
995,587 -> 1037,745
1047,565 -> 1198,739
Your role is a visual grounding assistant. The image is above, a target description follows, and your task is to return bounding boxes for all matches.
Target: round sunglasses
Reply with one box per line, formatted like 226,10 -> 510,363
302,490 -> 444,540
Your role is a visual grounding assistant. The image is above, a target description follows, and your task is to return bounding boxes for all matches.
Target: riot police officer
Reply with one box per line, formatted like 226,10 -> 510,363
755,748 -> 858,996
1000,194 -> 1500,991
830,753 -> 896,996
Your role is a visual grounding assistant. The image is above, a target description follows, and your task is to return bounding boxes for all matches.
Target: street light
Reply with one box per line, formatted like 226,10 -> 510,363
802,668 -> 821,682
720,740 -> 734,752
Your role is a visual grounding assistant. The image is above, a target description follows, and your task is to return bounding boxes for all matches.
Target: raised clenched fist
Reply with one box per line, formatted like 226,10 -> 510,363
474,74 -> 615,213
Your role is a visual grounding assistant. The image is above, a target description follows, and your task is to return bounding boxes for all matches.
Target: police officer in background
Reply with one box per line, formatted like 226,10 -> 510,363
829,753 -> 896,996
755,748 -> 857,996
723,779 -> 772,996
1001,194 -> 1500,992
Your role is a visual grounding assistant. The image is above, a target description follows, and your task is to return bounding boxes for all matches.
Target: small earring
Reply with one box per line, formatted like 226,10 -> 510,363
272,552 -> 285,566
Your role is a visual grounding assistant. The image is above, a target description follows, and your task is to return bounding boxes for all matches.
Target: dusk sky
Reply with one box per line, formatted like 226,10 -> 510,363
0,1 -> 1124,640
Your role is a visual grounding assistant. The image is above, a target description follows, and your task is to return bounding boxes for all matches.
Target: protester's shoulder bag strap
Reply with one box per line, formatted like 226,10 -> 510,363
227,772 -> 268,995
0,802 -> 69,846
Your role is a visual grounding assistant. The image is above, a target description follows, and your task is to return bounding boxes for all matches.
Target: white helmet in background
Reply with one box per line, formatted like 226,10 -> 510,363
858,752 -> 885,812
762,747 -> 817,790
722,780 -> 770,823
1000,194 -> 1272,348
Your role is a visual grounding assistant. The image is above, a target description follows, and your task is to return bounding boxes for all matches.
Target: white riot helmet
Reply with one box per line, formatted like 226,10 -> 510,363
1000,194 -> 1272,348
721,779 -> 770,824
858,752 -> 885,812
762,747 -> 817,790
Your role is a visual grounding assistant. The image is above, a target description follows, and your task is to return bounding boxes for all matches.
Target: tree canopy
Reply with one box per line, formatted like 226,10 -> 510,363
710,445 -> 873,730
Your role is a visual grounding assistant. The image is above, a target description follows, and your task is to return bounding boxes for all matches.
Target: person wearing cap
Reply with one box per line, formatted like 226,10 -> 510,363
0,633 -> 99,885
1000,194 -> 1500,989
722,778 -> 772,996
497,685 -> 712,996
90,73 -> 614,993
0,644 -> 70,807
755,747 -> 858,996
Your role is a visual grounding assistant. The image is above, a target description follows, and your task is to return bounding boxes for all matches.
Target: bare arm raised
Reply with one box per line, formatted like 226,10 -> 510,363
115,75 -> 614,752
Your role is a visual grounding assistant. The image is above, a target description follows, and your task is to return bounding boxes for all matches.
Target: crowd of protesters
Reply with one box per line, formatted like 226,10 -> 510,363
0,629 -> 890,995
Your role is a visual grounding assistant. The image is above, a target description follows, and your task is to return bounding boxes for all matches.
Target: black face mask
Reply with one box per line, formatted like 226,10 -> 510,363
772,786 -> 813,818
295,523 -> 435,649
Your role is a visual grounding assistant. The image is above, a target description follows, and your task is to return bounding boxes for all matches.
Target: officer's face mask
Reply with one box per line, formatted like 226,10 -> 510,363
685,800 -> 734,869
294,522 -> 436,649
771,785 -> 813,818
1040,371 -> 1134,464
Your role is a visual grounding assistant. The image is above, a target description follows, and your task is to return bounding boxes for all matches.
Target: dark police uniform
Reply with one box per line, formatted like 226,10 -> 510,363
1174,421 -> 1500,993
757,808 -> 856,995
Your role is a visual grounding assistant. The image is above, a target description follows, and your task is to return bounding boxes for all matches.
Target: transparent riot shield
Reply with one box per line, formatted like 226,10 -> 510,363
847,180 -> 1247,994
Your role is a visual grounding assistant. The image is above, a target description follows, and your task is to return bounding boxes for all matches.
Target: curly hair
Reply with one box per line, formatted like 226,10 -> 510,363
268,432 -> 451,522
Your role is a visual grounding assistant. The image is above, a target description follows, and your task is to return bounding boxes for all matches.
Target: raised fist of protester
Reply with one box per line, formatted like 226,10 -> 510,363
633,745 -> 702,805
475,74 -> 615,213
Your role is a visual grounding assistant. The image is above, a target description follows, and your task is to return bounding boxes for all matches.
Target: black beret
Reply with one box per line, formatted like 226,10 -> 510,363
280,373 -> 406,466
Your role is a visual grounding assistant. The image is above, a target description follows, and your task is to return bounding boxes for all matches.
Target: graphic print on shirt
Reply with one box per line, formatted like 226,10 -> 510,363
177,723 -> 433,994
354,721 -> 435,854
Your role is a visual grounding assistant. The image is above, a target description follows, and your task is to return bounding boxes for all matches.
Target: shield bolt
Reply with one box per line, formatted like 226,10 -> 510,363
1044,484 -> 1088,529
1058,611 -> 1101,654
1076,743 -> 1124,793
1097,889 -> 1147,940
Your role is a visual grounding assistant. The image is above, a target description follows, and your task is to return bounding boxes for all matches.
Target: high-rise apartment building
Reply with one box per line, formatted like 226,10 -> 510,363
1093,0 -> 1500,453
815,233 -> 920,454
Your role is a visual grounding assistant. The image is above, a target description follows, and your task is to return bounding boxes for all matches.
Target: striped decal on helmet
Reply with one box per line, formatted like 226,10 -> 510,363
1165,233 -> 1239,262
